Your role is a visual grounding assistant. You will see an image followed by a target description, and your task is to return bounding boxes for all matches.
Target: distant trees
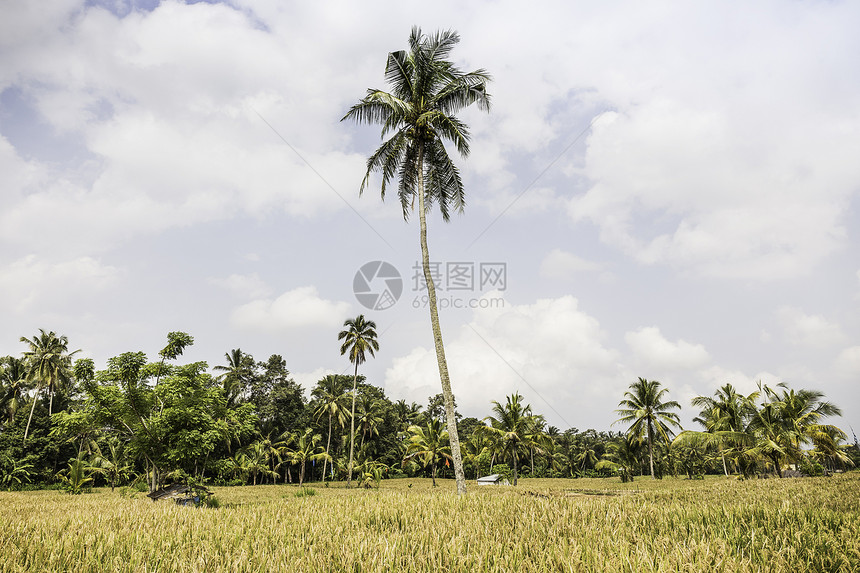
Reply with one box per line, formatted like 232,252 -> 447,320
1,328 -> 856,491
675,381 -> 849,478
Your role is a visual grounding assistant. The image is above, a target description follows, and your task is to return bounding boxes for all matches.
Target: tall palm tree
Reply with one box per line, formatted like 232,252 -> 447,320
338,315 -> 379,487
402,419 -> 452,487
20,329 -> 79,441
482,393 -> 535,485
615,378 -> 681,479
311,375 -> 350,483
342,27 -> 491,496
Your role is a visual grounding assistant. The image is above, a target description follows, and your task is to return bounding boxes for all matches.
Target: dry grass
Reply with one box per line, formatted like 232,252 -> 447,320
1,474 -> 858,572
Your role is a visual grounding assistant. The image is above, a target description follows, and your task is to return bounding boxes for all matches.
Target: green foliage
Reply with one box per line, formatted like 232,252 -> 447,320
0,453 -> 33,488
491,464 -> 512,483
294,487 -> 316,498
58,458 -> 94,494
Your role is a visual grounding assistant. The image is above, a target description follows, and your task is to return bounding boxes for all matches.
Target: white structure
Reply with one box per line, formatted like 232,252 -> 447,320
477,474 -> 505,485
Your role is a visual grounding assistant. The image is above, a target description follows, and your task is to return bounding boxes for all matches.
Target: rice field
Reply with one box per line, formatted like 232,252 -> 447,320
1,474 -> 858,572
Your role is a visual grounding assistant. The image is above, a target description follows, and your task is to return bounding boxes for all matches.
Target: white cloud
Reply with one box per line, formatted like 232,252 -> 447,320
560,3 -> 860,280
0,255 -> 121,312
775,306 -> 846,349
385,294 -> 624,428
230,286 -> 351,332
625,326 -> 711,372
292,367 -> 338,394
834,346 -> 860,380
208,273 -> 272,299
539,248 -> 605,279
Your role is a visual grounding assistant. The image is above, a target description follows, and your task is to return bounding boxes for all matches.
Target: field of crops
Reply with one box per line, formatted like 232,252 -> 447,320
1,474 -> 858,572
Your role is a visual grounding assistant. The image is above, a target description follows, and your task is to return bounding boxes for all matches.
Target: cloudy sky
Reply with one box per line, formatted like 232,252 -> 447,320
2,0 -> 858,433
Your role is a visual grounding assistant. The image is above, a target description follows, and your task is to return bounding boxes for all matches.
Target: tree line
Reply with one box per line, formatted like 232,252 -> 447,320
1,326 -> 857,492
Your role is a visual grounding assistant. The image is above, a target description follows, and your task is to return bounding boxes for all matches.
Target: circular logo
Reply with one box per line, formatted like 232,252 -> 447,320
353,261 -> 403,311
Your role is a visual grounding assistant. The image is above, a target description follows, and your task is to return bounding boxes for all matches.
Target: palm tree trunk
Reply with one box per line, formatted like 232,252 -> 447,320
647,421 -> 655,479
348,362 -> 358,487
323,412 -> 332,483
23,395 -> 38,442
721,452 -> 728,476
416,145 -> 467,497
299,463 -> 305,487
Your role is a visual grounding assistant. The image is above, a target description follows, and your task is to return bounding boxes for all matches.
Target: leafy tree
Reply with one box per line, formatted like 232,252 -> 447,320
338,315 -> 379,487
342,27 -> 491,496
20,330 -> 79,441
154,332 -> 194,387
251,355 -> 306,437
402,419 -> 452,487
615,378 -> 681,479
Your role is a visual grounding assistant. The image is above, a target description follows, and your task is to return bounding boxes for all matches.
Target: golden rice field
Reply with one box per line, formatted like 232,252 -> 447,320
1,475 -> 859,572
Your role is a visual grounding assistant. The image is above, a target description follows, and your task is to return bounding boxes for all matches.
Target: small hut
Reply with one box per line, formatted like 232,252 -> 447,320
476,474 -> 505,486
147,483 -> 209,505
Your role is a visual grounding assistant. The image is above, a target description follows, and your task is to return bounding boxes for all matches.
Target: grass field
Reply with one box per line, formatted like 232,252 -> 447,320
1,475 -> 858,572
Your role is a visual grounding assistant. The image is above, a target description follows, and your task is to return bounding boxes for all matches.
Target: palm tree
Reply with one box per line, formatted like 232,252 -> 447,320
284,429 -> 329,488
596,436 -> 643,482
615,378 -> 681,479
338,315 -> 379,487
689,384 -> 757,475
356,395 -> 384,448
311,375 -> 350,483
0,356 -> 30,428
20,329 -> 79,441
342,27 -> 491,496
88,437 -> 132,492
402,419 -> 452,487
482,393 -> 536,485
810,425 -> 855,472
393,399 -> 423,432
214,349 -> 254,408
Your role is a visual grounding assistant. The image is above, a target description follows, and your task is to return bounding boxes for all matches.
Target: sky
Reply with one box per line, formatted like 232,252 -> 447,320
1,0 -> 858,434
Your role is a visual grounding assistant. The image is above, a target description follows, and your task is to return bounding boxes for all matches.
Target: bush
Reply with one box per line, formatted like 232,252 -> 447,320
295,487 -> 316,498
799,458 -> 825,477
